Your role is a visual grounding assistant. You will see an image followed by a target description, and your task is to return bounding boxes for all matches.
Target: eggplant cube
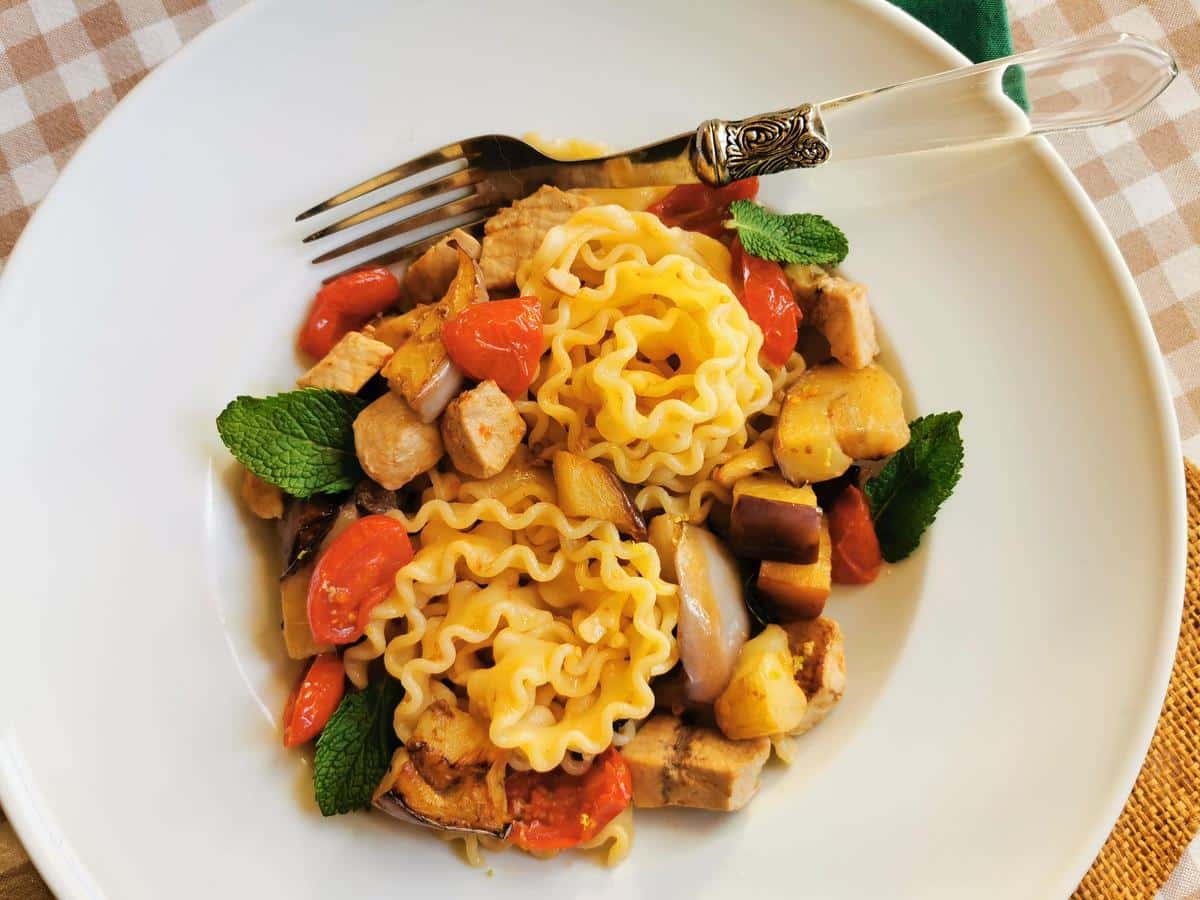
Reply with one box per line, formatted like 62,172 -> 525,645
730,475 -> 821,564
757,519 -> 832,621
715,625 -> 809,741
552,451 -> 647,540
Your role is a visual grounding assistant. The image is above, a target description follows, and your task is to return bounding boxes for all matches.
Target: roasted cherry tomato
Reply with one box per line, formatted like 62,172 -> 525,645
506,748 -> 632,852
731,237 -> 801,366
307,515 -> 414,645
442,296 -> 543,398
828,485 -> 882,584
298,267 -> 402,358
282,652 -> 345,747
646,177 -> 759,238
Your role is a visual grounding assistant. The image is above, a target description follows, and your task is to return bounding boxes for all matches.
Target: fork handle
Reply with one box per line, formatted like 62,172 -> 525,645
691,33 -> 1177,184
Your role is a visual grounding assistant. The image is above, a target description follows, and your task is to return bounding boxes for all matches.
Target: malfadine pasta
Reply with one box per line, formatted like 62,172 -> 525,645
216,173 -> 962,866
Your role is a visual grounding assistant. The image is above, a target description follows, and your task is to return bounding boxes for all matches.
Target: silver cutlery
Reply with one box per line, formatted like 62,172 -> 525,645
297,32 -> 1176,278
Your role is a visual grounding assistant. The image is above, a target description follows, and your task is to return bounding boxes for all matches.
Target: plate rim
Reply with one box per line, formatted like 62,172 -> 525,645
865,3 -> 1186,893
0,1 -> 1184,896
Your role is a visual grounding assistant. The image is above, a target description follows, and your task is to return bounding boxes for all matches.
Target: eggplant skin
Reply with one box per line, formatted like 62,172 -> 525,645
352,479 -> 399,516
730,495 -> 821,564
277,495 -> 340,578
371,703 -> 511,838
374,788 -> 512,840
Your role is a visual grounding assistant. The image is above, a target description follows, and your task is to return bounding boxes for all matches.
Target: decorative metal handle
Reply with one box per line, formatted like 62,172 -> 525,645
688,33 -> 1175,185
691,104 -> 830,185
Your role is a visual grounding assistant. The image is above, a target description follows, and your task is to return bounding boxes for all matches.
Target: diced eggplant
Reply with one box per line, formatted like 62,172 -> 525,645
712,441 -> 775,489
650,517 -> 749,704
278,495 -> 339,578
772,363 -> 909,485
397,229 -> 482,309
729,475 -> 821,564
811,465 -> 862,510
372,701 -> 510,837
714,625 -> 808,740
280,562 -> 332,660
757,519 -> 832,621
352,479 -> 399,516
731,495 -> 820,563
552,451 -> 647,540
280,498 -> 359,659
381,247 -> 483,422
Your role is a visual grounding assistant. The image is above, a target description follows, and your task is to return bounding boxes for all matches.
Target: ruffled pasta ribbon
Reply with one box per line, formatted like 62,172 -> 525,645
515,205 -> 777,523
344,467 -> 678,774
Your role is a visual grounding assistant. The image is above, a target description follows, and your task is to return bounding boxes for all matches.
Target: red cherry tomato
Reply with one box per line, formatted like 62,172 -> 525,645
298,267 -> 402,358
307,515 -> 414,645
442,296 -> 543,398
506,748 -> 633,852
282,652 -> 345,747
646,177 -> 759,237
731,237 -> 801,366
828,485 -> 882,585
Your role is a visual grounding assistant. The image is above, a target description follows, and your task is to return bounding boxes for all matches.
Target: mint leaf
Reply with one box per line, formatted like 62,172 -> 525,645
313,678 -> 404,816
216,389 -> 366,498
727,200 -> 849,266
864,412 -> 964,563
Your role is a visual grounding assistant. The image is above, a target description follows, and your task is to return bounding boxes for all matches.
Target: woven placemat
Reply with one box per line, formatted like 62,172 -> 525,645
1,464 -> 1198,898
1071,460 -> 1200,899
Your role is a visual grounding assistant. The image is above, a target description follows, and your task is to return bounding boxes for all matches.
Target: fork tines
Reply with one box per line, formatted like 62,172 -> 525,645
297,137 -> 504,272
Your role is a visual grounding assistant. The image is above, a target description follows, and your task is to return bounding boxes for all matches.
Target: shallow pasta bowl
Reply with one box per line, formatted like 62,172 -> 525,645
0,0 -> 1183,897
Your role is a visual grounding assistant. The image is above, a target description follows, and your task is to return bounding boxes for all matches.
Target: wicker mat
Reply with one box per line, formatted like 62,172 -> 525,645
1,464 -> 1199,899
1071,460 -> 1200,899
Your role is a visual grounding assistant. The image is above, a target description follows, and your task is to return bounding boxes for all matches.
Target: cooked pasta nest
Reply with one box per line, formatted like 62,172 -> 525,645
515,205 -> 777,523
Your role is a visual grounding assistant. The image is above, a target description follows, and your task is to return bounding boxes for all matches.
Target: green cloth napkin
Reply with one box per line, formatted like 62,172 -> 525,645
889,0 -> 1015,64
888,0 -> 1027,106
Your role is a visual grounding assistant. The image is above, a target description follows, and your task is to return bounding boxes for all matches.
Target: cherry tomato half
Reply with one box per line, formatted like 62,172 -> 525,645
307,515 -> 414,645
506,748 -> 633,852
442,296 -> 543,398
646,177 -> 759,238
828,485 -> 882,585
282,652 -> 345,747
298,267 -> 402,358
731,237 -> 801,366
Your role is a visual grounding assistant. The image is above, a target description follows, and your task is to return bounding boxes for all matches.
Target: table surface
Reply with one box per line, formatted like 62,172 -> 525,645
0,0 -> 1197,896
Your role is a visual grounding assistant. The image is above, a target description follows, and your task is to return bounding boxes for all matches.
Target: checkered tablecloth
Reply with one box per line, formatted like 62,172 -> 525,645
1,0 -> 1199,896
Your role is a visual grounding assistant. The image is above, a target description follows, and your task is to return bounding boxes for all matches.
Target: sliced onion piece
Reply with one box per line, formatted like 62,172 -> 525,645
409,357 -> 464,423
650,517 -> 750,704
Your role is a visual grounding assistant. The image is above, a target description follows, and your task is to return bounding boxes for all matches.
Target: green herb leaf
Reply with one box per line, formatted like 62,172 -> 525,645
216,389 -> 366,498
313,678 -> 404,816
864,412 -> 964,563
727,200 -> 849,266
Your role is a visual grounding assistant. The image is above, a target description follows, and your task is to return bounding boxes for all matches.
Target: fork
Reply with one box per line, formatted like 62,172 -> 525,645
298,33 -> 1175,278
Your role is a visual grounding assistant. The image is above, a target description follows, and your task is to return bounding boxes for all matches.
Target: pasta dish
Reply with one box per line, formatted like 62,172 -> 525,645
217,168 -> 962,865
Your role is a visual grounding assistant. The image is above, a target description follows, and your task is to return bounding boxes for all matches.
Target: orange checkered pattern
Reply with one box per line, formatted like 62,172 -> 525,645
1010,0 -> 1200,459
0,0 -> 244,256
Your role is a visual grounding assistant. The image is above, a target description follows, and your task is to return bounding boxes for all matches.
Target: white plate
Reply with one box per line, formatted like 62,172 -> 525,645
0,1 -> 1183,897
